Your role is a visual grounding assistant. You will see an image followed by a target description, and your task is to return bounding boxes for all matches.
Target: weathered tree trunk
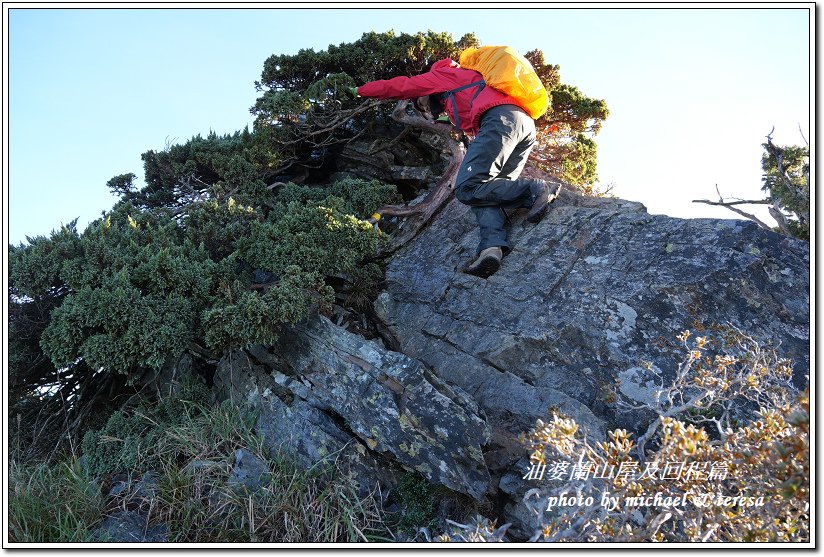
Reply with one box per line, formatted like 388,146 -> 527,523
372,101 -> 466,255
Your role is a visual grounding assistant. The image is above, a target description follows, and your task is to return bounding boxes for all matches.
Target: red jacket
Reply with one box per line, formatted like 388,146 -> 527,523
357,58 -> 520,135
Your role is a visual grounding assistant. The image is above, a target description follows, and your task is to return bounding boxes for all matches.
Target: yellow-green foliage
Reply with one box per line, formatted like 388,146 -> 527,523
138,130 -> 270,210
270,177 -> 401,220
33,203 -> 216,377
243,203 -> 379,277
202,265 -> 333,350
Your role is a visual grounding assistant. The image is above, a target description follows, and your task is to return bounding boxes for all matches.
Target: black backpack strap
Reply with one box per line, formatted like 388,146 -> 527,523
438,80 -> 485,131
468,81 -> 485,104
437,80 -> 486,97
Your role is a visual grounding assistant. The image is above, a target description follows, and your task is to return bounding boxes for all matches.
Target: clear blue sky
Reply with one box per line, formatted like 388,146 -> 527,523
7,6 -> 812,245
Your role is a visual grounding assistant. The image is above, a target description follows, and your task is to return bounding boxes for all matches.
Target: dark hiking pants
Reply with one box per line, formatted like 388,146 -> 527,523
454,104 -> 539,255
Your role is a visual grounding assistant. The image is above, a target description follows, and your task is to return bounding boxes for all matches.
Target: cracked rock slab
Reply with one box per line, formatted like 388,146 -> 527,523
215,316 -> 493,500
268,316 -> 492,499
256,390 -> 403,498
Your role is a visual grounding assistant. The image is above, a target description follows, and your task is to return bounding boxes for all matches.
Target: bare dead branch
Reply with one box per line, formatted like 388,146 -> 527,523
692,198 -> 774,231
798,124 -> 809,147
367,126 -> 410,155
695,198 -> 772,207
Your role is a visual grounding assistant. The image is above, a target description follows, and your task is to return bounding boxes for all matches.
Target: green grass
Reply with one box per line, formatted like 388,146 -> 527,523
9,389 -> 391,543
8,458 -> 105,543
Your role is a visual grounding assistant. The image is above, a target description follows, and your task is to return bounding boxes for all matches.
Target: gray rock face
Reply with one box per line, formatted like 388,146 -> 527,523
215,316 -> 492,499
106,471 -> 160,500
255,387 -> 404,497
375,190 -> 810,472
95,470 -> 168,543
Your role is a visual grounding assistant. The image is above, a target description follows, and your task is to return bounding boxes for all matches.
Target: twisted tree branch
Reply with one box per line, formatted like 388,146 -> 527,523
275,99 -> 383,147
370,100 -> 466,255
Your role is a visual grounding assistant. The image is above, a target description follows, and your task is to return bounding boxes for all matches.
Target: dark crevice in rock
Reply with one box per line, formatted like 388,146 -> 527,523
421,328 -> 536,390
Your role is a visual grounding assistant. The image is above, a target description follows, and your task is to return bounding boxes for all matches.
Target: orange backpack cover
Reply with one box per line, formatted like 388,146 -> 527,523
459,46 -> 549,120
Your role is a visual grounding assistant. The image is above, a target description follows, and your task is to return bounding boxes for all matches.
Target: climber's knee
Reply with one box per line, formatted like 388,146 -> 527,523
455,181 -> 477,205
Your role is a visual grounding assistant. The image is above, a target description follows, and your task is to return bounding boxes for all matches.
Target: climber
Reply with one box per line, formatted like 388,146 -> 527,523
352,58 -> 561,278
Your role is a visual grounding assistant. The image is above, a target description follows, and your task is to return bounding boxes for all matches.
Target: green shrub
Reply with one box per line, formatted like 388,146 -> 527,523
394,472 -> 437,533
203,266 -> 332,350
242,202 -> 381,278
272,177 -> 401,220
10,175 -> 393,461
12,176 -> 392,402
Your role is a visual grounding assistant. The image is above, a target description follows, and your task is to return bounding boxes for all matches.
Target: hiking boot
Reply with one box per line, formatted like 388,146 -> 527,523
464,247 -> 502,278
526,181 -> 563,224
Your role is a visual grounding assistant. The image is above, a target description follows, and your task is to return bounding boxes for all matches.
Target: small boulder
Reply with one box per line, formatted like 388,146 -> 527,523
94,511 -> 168,543
227,448 -> 271,492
